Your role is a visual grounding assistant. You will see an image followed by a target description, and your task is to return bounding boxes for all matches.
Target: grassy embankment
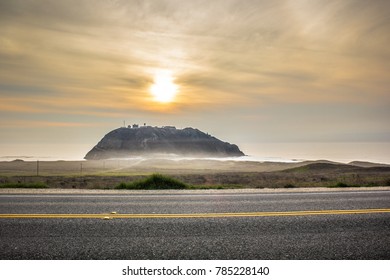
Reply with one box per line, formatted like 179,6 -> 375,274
1,160 -> 389,189
115,173 -> 384,190
0,182 -> 47,188
116,173 -> 241,190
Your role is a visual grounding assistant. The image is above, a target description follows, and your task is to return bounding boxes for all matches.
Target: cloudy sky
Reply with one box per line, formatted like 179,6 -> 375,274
0,0 -> 389,161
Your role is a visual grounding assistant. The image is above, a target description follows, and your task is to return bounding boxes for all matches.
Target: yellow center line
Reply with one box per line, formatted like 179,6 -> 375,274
0,209 -> 389,219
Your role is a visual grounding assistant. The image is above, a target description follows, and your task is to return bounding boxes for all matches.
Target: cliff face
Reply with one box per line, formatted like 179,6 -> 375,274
84,126 -> 245,160
84,126 -> 244,160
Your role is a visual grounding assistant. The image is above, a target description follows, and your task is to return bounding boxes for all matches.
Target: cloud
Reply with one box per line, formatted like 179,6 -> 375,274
0,120 -> 104,128
0,0 -> 389,147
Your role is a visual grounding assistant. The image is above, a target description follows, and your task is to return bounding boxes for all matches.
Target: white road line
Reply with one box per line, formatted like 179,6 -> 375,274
1,190 -> 390,198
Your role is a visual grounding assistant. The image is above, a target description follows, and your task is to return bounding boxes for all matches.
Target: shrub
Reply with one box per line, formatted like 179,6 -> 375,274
335,182 -> 349,188
188,184 -> 243,189
116,174 -> 188,190
328,182 -> 360,188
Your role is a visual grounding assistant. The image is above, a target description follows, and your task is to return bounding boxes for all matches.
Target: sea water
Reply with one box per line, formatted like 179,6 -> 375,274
1,142 -> 389,164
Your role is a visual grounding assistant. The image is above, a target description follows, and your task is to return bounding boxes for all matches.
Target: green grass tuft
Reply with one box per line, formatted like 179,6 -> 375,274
0,182 -> 47,188
116,173 -> 188,190
283,184 -> 297,188
328,182 -> 360,188
188,184 -> 243,190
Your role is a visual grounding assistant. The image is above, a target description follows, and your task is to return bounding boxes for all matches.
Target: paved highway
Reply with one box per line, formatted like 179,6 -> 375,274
0,189 -> 389,259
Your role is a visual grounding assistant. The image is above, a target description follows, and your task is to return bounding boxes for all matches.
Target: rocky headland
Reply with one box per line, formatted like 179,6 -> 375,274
84,126 -> 245,160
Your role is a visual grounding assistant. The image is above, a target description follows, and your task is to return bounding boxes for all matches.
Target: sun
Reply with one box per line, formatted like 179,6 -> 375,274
150,71 -> 178,103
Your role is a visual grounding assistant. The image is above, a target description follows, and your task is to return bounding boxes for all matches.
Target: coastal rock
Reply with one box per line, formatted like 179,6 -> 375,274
84,126 -> 245,160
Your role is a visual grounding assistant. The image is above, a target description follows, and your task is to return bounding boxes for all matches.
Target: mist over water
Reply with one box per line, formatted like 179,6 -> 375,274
242,142 -> 390,164
1,142 -> 389,164
0,154 -> 298,163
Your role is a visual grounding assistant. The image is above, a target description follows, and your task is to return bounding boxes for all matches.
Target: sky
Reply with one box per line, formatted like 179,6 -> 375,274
0,0 -> 389,162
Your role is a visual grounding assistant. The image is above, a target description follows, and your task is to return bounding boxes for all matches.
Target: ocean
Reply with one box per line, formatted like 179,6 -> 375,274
1,142 -> 389,164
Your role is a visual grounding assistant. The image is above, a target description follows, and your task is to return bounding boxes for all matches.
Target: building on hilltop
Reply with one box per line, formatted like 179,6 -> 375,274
125,123 -> 178,129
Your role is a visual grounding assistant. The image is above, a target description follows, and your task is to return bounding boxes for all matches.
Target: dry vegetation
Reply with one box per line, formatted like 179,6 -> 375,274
0,159 -> 389,189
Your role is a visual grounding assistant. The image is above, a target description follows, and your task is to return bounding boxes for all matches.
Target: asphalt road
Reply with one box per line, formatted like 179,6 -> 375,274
0,189 -> 389,259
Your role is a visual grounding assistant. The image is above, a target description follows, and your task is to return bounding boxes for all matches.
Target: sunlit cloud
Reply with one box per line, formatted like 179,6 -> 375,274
0,120 -> 105,128
0,0 -> 389,156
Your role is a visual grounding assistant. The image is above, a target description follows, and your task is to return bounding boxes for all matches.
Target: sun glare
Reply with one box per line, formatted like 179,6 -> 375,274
150,71 -> 178,103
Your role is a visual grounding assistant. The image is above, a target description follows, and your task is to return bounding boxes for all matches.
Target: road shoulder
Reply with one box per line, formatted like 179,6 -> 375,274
1,186 -> 389,195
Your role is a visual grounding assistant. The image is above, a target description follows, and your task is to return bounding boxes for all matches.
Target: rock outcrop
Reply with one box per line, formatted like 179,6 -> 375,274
84,126 -> 245,160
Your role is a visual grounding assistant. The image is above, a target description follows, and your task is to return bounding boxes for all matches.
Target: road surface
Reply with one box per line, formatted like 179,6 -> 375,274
0,189 -> 389,259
